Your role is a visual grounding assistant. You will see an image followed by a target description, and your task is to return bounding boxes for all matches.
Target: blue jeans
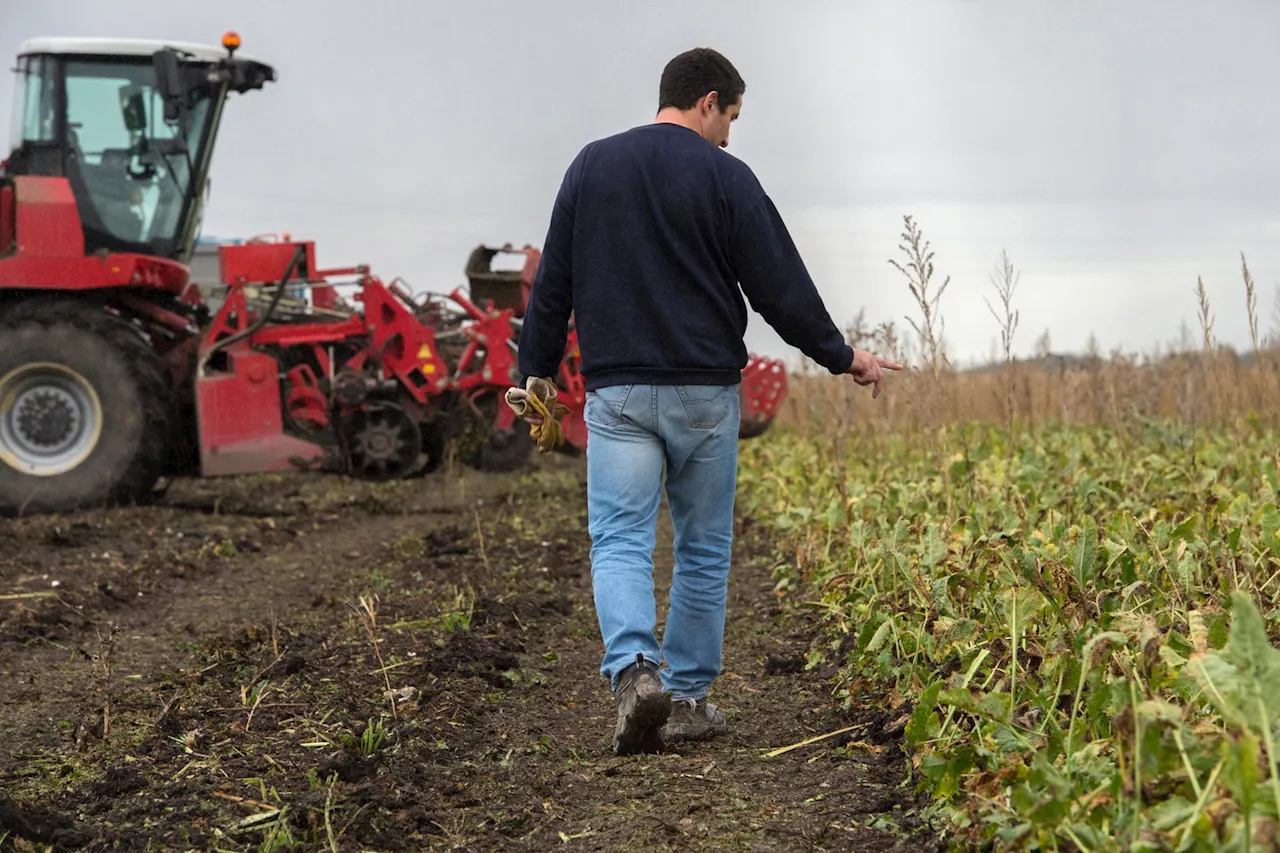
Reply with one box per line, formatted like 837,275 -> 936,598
585,382 -> 740,701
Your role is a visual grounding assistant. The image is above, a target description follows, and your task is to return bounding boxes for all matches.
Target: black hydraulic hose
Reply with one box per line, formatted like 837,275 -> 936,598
200,244 -> 308,369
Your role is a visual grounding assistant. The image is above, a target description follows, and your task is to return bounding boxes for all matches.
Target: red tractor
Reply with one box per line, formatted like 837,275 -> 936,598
0,34 -> 277,514
0,34 -> 788,516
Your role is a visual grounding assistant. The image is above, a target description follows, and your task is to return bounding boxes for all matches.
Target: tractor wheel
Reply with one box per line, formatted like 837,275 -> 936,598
0,300 -> 171,515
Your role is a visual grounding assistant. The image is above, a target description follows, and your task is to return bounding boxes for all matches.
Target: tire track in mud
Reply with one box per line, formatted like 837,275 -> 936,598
0,460 -> 942,852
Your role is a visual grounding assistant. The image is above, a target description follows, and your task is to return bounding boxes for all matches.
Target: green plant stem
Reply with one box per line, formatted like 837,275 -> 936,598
1061,825 -> 1094,853
1172,726 -> 1201,800
1178,759 -> 1223,847
1040,663 -> 1067,738
935,648 -> 990,744
1130,678 -> 1143,847
1010,590 -> 1019,721
324,785 -> 339,853
1255,687 -> 1280,824
1064,666 -> 1089,776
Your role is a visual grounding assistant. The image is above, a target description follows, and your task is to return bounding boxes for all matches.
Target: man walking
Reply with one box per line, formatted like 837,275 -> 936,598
515,47 -> 901,755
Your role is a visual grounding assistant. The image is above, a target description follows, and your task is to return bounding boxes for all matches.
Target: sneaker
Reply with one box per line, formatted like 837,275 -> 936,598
612,653 -> 671,755
662,697 -> 728,743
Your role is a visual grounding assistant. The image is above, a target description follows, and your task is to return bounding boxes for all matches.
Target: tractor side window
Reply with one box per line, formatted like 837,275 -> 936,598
6,61 -> 21,155
8,56 -> 56,154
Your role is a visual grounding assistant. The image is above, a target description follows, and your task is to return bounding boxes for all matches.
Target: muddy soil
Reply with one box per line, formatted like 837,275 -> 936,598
0,456 -> 943,852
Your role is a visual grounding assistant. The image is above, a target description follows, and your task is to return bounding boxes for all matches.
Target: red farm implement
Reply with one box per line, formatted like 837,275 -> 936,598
190,238 -> 532,480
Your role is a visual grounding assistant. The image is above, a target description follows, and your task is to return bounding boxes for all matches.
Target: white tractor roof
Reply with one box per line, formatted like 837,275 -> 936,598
18,37 -> 265,66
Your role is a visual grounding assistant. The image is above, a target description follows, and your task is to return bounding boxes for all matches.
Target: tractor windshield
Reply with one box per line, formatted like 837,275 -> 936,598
62,59 -> 218,260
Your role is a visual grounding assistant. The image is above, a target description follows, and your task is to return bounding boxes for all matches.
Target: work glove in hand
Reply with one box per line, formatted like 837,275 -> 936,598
504,377 -> 570,453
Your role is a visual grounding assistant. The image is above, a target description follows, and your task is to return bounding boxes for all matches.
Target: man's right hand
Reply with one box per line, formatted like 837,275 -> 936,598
505,376 -> 567,428
845,349 -> 903,398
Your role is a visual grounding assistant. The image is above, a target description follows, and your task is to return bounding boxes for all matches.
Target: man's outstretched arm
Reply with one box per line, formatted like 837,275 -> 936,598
518,156 -> 581,381
730,194 -> 855,375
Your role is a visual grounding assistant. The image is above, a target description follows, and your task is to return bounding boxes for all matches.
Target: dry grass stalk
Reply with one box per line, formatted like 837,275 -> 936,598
1243,253 -> 1260,358
1196,276 -> 1230,426
76,622 -> 118,747
245,681 -> 271,732
1269,284 -> 1280,349
986,254 -> 1020,406
1196,276 -> 1216,360
353,595 -> 397,722
889,215 -> 950,387
986,249 -> 1021,501
473,506 -> 492,576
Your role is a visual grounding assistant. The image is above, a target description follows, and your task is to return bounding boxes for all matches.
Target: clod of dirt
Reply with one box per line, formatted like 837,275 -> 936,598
763,654 -> 806,675
316,749 -> 379,783
96,581 -> 128,602
154,692 -> 184,736
426,631 -> 522,688
425,528 -> 470,557
842,706 -> 912,746
0,605 -> 88,642
261,652 -> 307,679
472,597 -> 519,628
526,594 -> 573,617
440,632 -> 518,670
847,792 -> 909,815
41,522 -> 94,547
0,794 -> 89,848
89,764 -> 146,797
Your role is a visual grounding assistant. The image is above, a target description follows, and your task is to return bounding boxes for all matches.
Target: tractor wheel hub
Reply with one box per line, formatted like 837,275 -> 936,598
357,422 -> 402,460
0,363 -> 103,476
345,403 -> 421,481
16,389 -> 78,447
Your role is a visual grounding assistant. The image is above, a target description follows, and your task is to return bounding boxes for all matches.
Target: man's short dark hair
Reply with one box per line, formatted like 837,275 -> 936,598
658,48 -> 746,113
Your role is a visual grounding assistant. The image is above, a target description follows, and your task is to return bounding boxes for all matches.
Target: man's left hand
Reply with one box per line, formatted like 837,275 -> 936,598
844,349 -> 904,398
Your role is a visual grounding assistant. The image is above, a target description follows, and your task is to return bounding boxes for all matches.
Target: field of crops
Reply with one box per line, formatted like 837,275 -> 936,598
741,419 -> 1280,850
738,221 -> 1280,851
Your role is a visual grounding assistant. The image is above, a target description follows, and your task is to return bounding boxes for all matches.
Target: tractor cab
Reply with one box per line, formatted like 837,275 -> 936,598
4,34 -> 274,263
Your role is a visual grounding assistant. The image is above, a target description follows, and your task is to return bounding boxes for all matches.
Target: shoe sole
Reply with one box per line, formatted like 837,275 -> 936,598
613,691 -> 671,755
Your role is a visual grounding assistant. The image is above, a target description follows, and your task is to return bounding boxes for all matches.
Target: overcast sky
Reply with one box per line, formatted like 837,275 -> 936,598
5,0 -> 1280,367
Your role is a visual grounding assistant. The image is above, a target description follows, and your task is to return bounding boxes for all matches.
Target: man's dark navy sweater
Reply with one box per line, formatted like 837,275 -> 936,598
517,122 -> 854,390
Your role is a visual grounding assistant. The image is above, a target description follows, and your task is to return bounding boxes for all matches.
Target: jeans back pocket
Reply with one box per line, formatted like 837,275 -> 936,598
585,384 -> 634,427
675,384 -> 733,430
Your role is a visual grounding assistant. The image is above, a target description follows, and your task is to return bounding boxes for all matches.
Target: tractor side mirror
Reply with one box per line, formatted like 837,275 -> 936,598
152,49 -> 184,123
120,87 -> 147,133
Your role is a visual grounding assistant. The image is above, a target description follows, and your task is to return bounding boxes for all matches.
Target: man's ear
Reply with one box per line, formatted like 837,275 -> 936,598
703,91 -> 719,114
